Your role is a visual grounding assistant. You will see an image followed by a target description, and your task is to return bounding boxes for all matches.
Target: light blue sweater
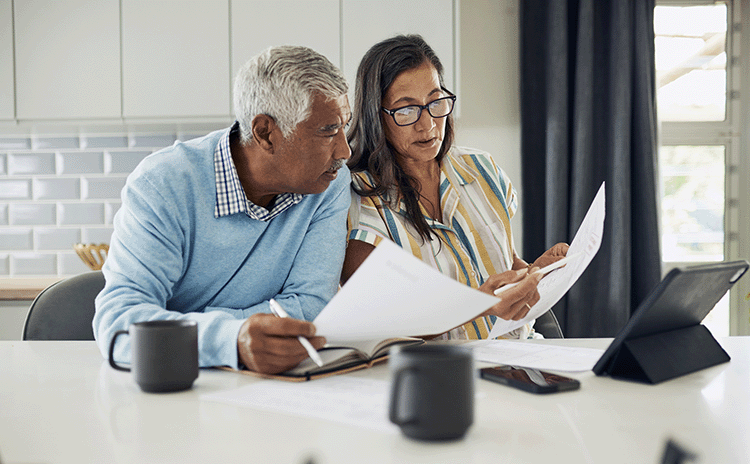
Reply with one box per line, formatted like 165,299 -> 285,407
94,127 -> 351,368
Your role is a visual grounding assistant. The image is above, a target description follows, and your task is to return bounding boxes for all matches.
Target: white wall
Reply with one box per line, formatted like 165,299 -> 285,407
455,0 -> 524,253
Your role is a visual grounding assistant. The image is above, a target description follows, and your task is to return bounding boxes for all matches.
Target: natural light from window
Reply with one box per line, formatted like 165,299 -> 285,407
654,2 -> 730,337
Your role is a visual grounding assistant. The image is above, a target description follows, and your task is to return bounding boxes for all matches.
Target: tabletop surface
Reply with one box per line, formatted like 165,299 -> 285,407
1,337 -> 748,464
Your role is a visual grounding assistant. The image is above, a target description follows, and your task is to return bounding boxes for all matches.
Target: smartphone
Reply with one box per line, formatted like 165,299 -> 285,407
480,365 -> 580,394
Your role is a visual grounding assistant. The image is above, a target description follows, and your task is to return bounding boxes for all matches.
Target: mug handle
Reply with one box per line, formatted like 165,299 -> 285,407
389,367 -> 419,426
108,330 -> 130,372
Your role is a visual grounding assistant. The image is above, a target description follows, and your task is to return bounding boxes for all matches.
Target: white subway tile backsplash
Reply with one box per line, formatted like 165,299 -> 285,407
56,152 -> 104,174
9,204 -> 56,226
12,252 -> 57,275
0,138 -> 31,150
105,202 -> 121,224
32,136 -> 80,150
0,254 -> 8,275
8,153 -> 56,175
0,126 -> 218,277
82,227 -> 114,244
33,178 -> 81,200
82,177 -> 127,200
130,134 -> 176,149
0,180 -> 31,199
35,228 -> 81,250
60,252 -> 91,275
105,150 -> 151,173
0,229 -> 33,250
58,203 -> 104,225
82,136 -> 128,149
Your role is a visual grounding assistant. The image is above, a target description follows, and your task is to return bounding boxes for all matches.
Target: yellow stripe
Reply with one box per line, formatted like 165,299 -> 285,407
454,200 -> 498,276
405,230 -> 423,261
461,315 -> 492,340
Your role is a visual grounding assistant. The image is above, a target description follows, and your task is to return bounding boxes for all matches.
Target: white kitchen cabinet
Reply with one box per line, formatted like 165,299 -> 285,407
342,0 -> 456,93
8,0 -> 457,123
230,0 -> 340,102
0,0 -> 14,120
14,0 -> 121,120
121,0 -> 231,118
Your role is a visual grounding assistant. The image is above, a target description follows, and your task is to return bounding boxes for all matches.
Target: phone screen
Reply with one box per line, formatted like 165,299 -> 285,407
480,366 -> 580,394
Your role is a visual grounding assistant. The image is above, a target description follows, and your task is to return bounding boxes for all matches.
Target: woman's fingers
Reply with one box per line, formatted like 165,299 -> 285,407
482,272 -> 542,320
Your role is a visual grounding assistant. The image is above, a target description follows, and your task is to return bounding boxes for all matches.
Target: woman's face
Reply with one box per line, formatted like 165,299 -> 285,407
381,62 -> 448,166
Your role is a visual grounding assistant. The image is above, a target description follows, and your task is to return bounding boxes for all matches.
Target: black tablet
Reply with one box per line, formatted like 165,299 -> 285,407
593,260 -> 749,383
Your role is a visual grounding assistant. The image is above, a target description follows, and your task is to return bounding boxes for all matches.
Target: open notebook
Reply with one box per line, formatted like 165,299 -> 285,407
224,337 -> 423,382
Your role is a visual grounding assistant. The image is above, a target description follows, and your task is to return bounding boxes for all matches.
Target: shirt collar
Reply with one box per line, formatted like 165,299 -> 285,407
214,122 -> 303,222
443,150 -> 478,186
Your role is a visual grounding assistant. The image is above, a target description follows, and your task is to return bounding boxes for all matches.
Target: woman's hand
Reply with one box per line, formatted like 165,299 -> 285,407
531,242 -> 570,269
478,269 -> 543,321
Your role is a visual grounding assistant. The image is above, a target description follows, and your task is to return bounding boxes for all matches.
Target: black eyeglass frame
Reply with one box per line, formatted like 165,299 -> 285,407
381,88 -> 457,127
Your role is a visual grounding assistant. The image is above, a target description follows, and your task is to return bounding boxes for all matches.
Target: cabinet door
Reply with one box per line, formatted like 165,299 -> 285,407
0,0 -> 13,120
342,0 -> 455,92
230,0 -> 340,105
14,0 -> 121,120
121,0 -> 231,118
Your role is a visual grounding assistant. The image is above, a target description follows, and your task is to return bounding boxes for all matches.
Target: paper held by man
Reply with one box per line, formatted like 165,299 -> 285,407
315,182 -> 606,342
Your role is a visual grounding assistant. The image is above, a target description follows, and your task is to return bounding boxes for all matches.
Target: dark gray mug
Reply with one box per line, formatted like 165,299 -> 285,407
108,320 -> 198,393
388,344 -> 474,440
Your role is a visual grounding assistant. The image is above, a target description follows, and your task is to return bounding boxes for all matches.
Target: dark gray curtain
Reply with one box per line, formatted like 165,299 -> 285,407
520,0 -> 662,337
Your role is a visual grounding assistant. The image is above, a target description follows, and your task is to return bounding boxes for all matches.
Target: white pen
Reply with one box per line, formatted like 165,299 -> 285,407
494,252 -> 582,296
268,298 -> 324,367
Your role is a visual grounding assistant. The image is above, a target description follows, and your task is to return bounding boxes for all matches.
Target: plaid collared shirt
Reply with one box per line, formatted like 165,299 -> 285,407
214,122 -> 303,221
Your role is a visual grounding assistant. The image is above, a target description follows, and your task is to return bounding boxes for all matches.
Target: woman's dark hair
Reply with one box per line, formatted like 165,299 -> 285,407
347,34 -> 455,243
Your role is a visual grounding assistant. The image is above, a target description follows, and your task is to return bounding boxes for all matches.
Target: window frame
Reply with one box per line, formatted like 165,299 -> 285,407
655,0 -> 749,335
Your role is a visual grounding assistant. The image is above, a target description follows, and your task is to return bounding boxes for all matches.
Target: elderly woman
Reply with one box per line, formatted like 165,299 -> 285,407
343,35 -> 568,339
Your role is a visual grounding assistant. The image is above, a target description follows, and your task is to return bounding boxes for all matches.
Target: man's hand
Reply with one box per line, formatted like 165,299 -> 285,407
478,269 -> 543,321
237,313 -> 326,374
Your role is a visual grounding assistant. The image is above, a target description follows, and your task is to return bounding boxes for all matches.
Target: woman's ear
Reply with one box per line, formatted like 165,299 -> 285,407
251,114 -> 277,152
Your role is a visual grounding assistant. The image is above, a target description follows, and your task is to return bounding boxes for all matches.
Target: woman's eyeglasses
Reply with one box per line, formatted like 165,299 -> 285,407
382,92 -> 456,127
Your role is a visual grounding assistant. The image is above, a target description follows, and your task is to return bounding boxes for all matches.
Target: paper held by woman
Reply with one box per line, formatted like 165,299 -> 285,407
314,182 -> 605,343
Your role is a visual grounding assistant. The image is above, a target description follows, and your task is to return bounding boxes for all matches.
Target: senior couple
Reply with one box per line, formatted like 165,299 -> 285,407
95,35 -> 568,375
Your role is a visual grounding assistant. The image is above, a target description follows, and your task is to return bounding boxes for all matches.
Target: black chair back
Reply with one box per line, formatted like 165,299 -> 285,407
22,271 -> 105,340
535,310 -> 564,338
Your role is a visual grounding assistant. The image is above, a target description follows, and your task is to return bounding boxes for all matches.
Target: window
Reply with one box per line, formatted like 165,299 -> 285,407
655,0 -> 747,336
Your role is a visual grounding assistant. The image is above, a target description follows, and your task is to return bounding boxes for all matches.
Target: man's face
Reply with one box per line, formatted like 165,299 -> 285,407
273,93 -> 352,195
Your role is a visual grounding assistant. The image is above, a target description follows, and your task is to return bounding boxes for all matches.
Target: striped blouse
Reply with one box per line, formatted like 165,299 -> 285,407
347,146 -> 531,340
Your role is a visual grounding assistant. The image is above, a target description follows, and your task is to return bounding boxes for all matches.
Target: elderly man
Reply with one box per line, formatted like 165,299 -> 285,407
94,46 -> 351,374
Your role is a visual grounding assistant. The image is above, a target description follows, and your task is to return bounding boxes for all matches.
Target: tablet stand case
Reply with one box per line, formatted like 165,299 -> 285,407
594,260 -> 748,385
605,323 -> 729,384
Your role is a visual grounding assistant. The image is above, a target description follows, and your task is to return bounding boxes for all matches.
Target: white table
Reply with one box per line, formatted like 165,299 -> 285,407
1,338 -> 748,464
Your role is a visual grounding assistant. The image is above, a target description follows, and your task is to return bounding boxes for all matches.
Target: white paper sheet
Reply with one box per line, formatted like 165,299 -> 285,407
201,376 -> 399,434
313,239 -> 500,341
465,340 -> 605,372
314,183 -> 604,342
488,182 -> 606,338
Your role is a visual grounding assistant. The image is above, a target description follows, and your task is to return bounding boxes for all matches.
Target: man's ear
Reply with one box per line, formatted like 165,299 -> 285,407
251,114 -> 277,152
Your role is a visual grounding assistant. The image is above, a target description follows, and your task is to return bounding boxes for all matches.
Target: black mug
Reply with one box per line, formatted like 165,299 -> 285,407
108,320 -> 199,393
389,344 -> 474,440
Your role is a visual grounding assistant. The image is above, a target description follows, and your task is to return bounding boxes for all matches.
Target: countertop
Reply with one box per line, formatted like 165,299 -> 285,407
0,277 -> 62,300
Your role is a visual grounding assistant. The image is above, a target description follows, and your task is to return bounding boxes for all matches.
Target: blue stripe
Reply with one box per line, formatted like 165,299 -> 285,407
439,177 -> 450,196
451,219 -> 483,285
382,208 -> 402,247
469,154 -> 510,219
440,230 -> 470,284
470,320 -> 482,338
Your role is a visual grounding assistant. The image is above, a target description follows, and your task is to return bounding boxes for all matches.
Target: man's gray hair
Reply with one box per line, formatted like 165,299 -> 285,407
234,45 -> 348,144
